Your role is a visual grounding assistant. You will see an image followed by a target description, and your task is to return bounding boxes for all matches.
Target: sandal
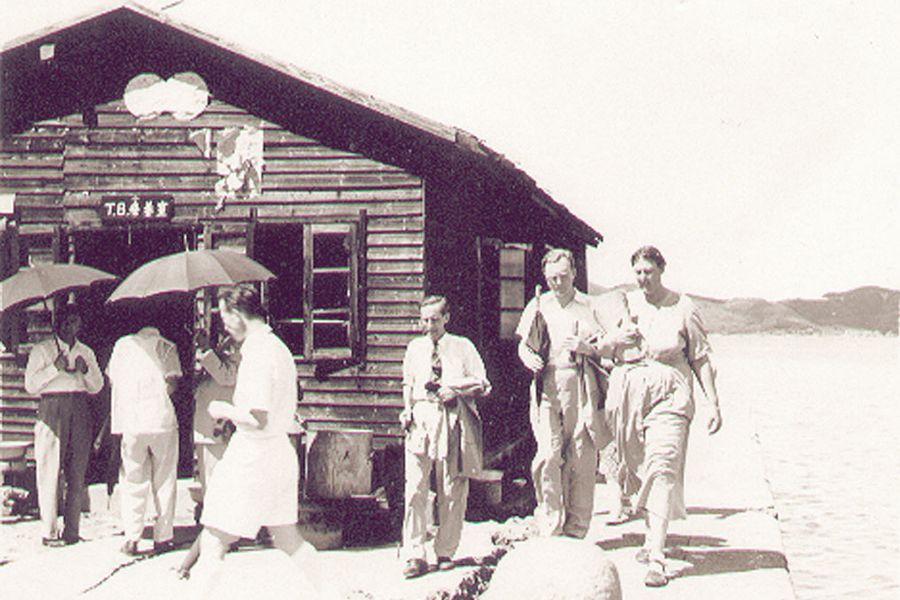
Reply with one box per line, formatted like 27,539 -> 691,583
606,509 -> 637,525
644,559 -> 668,588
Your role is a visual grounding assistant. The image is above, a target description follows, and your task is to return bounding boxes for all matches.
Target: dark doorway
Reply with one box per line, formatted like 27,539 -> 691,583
72,225 -> 199,482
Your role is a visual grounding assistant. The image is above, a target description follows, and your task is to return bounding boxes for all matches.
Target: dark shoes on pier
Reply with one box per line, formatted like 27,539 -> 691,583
153,540 -> 176,555
42,535 -> 80,547
41,537 -> 68,548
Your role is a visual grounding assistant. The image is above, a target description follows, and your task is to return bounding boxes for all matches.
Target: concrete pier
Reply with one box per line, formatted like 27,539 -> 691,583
0,384 -> 794,599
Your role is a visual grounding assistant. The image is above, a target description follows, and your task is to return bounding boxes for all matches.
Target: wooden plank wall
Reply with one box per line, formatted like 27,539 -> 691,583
0,123 -> 65,443
1,98 -> 425,447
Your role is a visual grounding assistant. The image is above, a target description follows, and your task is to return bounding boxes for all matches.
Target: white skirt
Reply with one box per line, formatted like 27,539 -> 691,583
201,431 -> 299,539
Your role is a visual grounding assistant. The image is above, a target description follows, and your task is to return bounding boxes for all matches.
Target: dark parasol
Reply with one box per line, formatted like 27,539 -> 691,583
525,285 -> 550,404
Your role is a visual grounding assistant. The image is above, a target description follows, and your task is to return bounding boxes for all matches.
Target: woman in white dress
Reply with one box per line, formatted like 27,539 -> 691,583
187,284 -> 329,597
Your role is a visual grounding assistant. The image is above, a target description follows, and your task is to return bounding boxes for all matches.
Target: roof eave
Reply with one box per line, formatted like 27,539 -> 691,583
2,2 -> 602,245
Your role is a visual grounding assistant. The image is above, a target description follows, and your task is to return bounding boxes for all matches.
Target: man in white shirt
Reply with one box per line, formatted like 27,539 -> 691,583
400,295 -> 491,578
106,325 -> 182,555
24,305 -> 103,547
515,248 -> 625,539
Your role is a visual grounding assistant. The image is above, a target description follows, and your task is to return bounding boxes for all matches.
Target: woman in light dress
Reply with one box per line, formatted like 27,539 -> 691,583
184,285 -> 333,598
602,246 -> 723,587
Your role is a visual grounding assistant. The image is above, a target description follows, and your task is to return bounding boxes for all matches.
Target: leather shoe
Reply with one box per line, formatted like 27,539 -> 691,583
42,537 -> 67,548
153,540 -> 175,555
437,556 -> 453,571
402,558 -> 428,579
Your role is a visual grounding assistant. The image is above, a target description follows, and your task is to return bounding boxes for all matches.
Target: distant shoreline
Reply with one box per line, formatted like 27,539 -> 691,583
710,329 -> 898,338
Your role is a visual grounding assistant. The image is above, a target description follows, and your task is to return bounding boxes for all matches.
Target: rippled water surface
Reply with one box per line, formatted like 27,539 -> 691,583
712,334 -> 900,600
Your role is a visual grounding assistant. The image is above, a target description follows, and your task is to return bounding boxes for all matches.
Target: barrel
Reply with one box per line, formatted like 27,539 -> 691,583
305,429 -> 373,499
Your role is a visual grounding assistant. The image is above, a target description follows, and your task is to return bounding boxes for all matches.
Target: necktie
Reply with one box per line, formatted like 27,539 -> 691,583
426,340 -> 442,395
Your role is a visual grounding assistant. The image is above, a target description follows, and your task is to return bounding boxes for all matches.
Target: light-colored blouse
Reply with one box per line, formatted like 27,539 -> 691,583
230,323 -> 296,439
625,289 -> 711,391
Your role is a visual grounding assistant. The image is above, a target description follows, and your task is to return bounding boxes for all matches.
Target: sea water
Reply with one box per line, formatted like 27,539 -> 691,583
711,334 -> 900,599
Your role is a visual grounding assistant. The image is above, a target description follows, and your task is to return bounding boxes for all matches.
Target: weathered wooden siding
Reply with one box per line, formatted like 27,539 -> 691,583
1,98 -> 424,448
1,122 -> 66,443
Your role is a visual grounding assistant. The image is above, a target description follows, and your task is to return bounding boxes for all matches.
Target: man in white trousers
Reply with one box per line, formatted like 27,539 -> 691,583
400,295 -> 491,578
107,325 -> 182,555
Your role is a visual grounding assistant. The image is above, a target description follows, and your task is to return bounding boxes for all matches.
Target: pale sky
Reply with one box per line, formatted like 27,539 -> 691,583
3,0 -> 898,301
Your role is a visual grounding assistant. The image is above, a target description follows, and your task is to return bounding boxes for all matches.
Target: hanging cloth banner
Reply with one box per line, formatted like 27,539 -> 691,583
214,126 -> 264,211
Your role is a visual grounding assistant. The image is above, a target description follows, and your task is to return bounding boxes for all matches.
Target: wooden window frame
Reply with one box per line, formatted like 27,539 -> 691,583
251,211 -> 367,363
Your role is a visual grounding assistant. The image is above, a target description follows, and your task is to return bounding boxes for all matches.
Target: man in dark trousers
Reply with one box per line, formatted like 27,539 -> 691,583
24,304 -> 103,546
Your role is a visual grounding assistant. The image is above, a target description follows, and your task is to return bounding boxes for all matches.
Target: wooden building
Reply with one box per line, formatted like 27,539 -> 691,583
0,4 -> 602,492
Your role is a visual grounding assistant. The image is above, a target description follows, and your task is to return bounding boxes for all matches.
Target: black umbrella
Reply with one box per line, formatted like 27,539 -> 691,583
525,285 -> 550,405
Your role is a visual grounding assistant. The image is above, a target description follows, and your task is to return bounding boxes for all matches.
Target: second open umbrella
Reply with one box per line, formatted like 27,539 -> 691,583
106,249 -> 275,302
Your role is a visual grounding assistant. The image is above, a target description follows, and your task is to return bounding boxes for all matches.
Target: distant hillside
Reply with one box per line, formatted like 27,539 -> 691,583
587,284 -> 899,335
692,296 -> 822,334
781,287 -> 899,335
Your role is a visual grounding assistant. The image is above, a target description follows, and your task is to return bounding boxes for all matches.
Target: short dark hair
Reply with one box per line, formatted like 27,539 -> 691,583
54,304 -> 81,332
631,245 -> 667,270
219,283 -> 267,320
541,248 -> 575,272
420,295 -> 449,315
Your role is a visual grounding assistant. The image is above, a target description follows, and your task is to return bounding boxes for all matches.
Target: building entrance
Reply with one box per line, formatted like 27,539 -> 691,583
72,225 -> 199,478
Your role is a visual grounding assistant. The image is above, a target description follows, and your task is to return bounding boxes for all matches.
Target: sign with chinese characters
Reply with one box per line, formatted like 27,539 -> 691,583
99,195 -> 173,222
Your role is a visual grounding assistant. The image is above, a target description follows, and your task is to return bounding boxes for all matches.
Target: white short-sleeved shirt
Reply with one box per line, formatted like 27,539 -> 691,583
107,327 -> 181,435
403,333 -> 490,402
200,322 -> 298,537
516,291 -> 601,369
230,323 -> 296,438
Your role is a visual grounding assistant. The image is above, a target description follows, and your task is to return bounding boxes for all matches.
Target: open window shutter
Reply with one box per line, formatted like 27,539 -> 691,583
476,237 -> 501,346
302,222 -> 315,358
0,225 -> 21,352
350,210 -> 367,362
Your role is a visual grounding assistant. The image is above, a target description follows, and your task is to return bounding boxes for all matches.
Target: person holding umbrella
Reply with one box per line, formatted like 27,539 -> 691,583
192,332 -> 241,511
100,248 -> 274,568
24,304 -> 103,547
106,323 -> 183,556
